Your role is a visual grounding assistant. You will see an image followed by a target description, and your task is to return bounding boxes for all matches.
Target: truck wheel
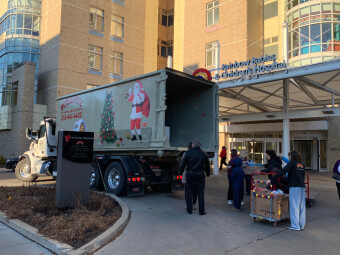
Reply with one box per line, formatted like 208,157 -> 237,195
15,159 -> 37,182
104,162 -> 126,195
90,162 -> 100,190
11,162 -> 17,172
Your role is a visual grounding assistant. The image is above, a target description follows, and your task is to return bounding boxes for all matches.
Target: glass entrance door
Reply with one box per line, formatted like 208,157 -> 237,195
246,141 -> 264,164
294,140 -> 312,169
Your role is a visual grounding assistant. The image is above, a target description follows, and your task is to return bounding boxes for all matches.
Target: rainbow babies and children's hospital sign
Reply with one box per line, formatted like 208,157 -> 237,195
214,54 -> 287,81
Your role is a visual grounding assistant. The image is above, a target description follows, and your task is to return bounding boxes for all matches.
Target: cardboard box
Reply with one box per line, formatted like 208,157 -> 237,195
242,165 -> 263,175
251,191 -> 289,220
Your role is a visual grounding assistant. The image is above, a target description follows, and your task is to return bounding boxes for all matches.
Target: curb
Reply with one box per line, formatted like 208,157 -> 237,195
0,193 -> 129,255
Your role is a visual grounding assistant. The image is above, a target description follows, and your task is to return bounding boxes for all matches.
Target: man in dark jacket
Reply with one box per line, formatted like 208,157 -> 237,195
180,139 -> 210,215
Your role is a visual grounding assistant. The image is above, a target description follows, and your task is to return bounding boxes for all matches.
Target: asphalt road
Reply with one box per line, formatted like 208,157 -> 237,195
0,167 -> 56,187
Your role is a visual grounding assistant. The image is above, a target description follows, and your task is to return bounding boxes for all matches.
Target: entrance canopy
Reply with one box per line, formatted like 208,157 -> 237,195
217,58 -> 340,122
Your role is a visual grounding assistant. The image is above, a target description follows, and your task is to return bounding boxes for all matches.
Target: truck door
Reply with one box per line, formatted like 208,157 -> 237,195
35,124 -> 47,157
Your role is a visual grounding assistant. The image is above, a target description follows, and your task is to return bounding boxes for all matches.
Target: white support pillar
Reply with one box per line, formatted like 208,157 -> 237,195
213,151 -> 219,175
283,79 -> 290,160
213,41 -> 221,176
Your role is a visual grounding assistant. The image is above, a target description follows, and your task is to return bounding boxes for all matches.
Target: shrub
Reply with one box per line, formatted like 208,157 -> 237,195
0,155 -> 6,164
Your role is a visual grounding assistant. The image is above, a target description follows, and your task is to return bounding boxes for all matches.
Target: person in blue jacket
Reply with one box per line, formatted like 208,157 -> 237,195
229,149 -> 245,211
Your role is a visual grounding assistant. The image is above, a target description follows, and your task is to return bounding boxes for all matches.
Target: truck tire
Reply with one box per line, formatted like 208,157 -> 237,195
15,158 -> 37,182
11,162 -> 17,172
90,162 -> 100,190
104,162 -> 126,195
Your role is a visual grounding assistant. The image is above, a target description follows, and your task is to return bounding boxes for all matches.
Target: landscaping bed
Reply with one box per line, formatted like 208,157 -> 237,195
0,186 -> 122,249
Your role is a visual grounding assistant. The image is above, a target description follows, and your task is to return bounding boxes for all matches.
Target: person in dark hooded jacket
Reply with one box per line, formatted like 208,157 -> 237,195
262,150 -> 282,174
229,150 -> 245,211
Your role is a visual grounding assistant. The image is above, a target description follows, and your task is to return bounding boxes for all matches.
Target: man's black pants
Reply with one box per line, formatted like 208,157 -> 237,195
337,182 -> 340,200
186,171 -> 205,214
219,157 -> 227,170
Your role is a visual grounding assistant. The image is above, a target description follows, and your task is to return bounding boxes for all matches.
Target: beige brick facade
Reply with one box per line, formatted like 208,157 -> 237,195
176,0 -> 263,74
0,62 -> 47,158
328,117 -> 340,172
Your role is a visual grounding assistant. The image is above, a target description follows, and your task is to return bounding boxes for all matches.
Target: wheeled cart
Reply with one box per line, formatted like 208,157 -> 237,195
250,173 -> 289,227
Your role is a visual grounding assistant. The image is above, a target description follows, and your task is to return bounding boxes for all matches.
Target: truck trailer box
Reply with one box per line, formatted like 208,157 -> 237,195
56,68 -> 219,155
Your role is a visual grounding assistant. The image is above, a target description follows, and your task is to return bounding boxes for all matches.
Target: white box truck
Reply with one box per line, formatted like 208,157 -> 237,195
16,68 -> 219,196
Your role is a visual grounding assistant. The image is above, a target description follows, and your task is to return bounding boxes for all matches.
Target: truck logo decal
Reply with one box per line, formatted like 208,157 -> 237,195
61,97 -> 83,111
65,134 -> 71,143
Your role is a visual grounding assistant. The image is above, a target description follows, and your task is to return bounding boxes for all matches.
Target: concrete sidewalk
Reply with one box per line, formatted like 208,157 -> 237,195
0,222 -> 54,255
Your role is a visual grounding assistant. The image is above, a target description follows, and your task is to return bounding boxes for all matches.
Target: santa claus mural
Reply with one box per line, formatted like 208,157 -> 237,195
126,81 -> 150,141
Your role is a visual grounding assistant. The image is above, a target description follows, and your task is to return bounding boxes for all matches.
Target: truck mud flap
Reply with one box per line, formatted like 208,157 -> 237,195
172,180 -> 184,191
127,183 -> 145,196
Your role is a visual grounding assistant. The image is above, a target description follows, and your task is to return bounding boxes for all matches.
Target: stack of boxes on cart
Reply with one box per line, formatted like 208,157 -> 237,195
243,163 -> 289,224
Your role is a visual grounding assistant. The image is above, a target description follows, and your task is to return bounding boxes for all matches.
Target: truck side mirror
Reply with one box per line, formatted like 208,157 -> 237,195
26,127 -> 32,139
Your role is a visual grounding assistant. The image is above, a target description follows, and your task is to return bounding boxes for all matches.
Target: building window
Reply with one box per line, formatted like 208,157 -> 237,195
159,40 -> 173,58
88,45 -> 103,70
87,84 -> 98,90
111,14 -> 124,39
206,0 -> 219,26
205,41 -> 218,68
160,9 -> 174,27
264,45 -> 278,56
89,8 -> 104,32
264,1 -> 278,19
109,51 -> 123,75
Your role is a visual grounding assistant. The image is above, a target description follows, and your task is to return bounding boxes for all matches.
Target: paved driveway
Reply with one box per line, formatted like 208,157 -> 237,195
95,171 -> 340,255
1,168 -> 339,255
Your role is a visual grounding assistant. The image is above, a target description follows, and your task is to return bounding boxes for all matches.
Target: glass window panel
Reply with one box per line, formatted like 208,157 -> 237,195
167,46 -> 173,56
17,0 -> 24,7
301,46 -> 309,54
94,55 -> 101,70
33,16 -> 40,30
300,26 -> 309,46
24,15 -> 32,29
116,24 -> 123,38
311,24 -> 321,44
214,8 -> 219,23
161,46 -> 166,57
311,44 -> 321,53
292,30 -> 299,48
33,0 -> 41,9
207,10 -> 213,26
97,16 -> 103,31
334,23 -> 340,41
300,6 -> 309,16
26,0 -> 33,7
89,14 -> 95,29
10,15 -> 16,29
17,14 -> 23,28
162,14 -> 167,26
168,14 -> 173,26
311,4 -> 320,14
322,23 -> 332,43
206,51 -> 213,66
266,142 -> 275,151
322,3 -> 331,12
88,53 -> 94,68
264,1 -> 278,19
334,4 -> 340,12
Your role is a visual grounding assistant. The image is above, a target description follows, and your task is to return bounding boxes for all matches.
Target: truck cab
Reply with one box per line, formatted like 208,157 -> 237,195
15,118 -> 57,182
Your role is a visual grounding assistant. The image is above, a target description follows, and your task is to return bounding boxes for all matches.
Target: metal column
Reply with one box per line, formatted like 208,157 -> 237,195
283,79 -> 290,159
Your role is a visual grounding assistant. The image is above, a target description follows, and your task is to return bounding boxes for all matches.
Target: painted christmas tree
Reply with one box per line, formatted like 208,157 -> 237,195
99,90 -> 118,144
